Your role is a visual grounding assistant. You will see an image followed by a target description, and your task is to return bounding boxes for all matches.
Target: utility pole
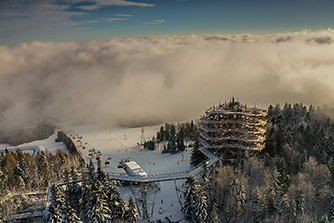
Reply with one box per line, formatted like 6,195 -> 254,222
141,186 -> 149,219
141,127 -> 145,145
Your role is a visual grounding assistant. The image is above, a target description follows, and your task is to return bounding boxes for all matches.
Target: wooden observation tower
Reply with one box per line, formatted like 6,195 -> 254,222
200,98 -> 268,168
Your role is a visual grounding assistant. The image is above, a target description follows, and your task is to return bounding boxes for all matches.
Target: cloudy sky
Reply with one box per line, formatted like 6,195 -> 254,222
1,0 -> 334,45
1,1 -> 334,128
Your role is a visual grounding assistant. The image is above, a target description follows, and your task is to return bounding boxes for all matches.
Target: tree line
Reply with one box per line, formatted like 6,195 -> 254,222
145,121 -> 200,153
47,159 -> 139,223
184,103 -> 334,222
0,121 -> 55,146
0,149 -> 84,219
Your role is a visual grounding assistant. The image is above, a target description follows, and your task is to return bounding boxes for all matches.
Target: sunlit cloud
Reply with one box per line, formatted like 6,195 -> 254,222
142,19 -> 166,25
1,30 -> 334,128
104,18 -> 130,22
114,14 -> 134,17
76,0 -> 155,10
66,20 -> 101,27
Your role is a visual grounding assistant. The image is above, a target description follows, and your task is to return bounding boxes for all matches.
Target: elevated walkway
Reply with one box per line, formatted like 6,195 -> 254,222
45,142 -> 220,218
204,109 -> 267,117
200,132 -> 265,143
106,147 -> 219,183
62,131 -> 219,183
200,124 -> 266,135
200,140 -> 264,152
200,117 -> 267,126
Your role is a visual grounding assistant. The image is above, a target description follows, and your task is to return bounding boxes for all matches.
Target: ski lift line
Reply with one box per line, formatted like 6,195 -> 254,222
62,131 -> 218,184
105,147 -> 218,183
46,130 -> 219,220
70,136 -> 129,162
45,146 -> 218,213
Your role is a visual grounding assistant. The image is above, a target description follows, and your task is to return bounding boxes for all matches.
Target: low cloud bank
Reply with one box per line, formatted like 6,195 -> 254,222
1,30 -> 334,127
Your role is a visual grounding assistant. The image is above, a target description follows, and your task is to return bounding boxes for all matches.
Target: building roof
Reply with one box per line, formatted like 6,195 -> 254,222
124,161 -> 148,177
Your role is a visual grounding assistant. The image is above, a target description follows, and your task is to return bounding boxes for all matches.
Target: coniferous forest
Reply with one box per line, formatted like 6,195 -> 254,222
47,159 -> 139,223
2,103 -> 334,222
0,149 -> 84,219
185,103 -> 334,223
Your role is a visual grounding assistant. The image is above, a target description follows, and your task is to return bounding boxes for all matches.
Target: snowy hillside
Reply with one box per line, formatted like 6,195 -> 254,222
65,124 -> 191,222
0,123 -> 192,222
0,132 -> 67,155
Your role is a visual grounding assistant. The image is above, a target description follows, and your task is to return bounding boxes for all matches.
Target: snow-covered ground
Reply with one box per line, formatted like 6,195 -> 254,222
1,123 -> 190,222
65,123 -> 190,222
0,132 -> 67,155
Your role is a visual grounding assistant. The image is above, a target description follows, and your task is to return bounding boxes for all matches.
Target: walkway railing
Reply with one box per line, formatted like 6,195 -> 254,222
105,146 -> 219,183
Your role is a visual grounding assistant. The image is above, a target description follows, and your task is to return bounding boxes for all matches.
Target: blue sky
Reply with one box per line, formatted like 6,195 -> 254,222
1,0 -> 334,45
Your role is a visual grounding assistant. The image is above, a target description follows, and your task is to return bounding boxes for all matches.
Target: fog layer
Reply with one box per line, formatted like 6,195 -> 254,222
1,30 -> 334,127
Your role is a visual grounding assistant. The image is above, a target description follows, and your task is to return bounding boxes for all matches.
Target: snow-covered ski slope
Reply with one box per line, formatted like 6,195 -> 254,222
65,124 -> 219,222
66,124 -> 193,175
101,147 -> 218,183
65,123 -> 196,222
66,124 -> 218,183
4,123 -> 216,222
0,133 -> 67,155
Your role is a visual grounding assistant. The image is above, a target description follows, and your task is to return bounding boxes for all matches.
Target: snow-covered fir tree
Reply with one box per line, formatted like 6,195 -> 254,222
56,151 -> 66,180
182,177 -> 195,219
49,185 -> 66,215
208,201 -> 219,223
157,125 -> 165,142
177,127 -> 185,152
47,204 -> 64,223
265,186 -> 276,214
66,167 -> 81,211
97,158 -> 106,184
274,191 -> 290,215
182,177 -> 208,222
16,176 -> 25,191
165,125 -> 177,154
252,187 -> 261,205
0,170 -> 6,195
37,150 -> 50,188
104,178 -> 127,221
290,199 -> 297,220
310,216 -> 318,223
87,159 -> 96,183
295,189 -> 305,215
0,198 -> 4,223
47,184 -> 67,222
226,179 -> 246,221
190,139 -> 206,166
78,179 -> 91,219
65,205 -> 82,223
320,214 -> 329,223
110,195 -> 127,221
124,196 -> 139,223
16,149 -> 34,190
252,187 -> 267,223
85,180 -> 111,222
329,192 -> 334,221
